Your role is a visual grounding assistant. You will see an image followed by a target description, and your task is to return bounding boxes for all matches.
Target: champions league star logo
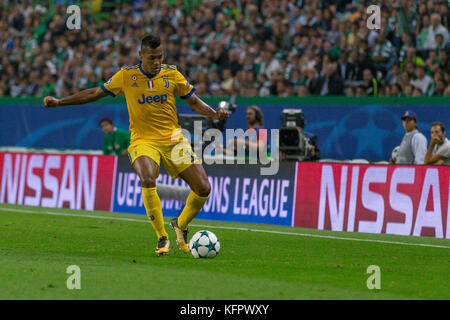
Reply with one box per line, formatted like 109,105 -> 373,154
320,106 -> 403,160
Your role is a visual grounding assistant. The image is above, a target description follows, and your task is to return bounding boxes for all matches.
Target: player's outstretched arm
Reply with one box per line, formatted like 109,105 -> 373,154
43,86 -> 109,108
185,93 -> 230,120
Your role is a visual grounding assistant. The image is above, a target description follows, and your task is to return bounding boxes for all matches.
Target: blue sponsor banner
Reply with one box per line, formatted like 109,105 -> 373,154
178,103 -> 449,162
1,98 -> 448,160
112,156 -> 295,226
0,103 -> 128,150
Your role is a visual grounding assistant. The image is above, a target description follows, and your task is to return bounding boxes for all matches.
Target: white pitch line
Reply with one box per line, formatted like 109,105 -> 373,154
1,207 -> 148,223
1,207 -> 449,249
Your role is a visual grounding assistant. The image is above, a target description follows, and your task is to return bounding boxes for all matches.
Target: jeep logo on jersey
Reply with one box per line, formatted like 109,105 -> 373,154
137,93 -> 168,104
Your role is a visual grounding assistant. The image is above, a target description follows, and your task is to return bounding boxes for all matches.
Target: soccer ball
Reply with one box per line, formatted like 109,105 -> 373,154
189,230 -> 220,259
391,145 -> 400,163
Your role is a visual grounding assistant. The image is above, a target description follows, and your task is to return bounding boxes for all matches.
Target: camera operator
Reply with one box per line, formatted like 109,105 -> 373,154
232,105 -> 270,159
279,109 -> 321,161
298,125 -> 321,161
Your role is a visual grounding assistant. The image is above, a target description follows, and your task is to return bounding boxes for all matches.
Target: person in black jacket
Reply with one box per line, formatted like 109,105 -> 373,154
306,67 -> 321,95
363,68 -> 379,96
336,51 -> 356,82
354,47 -> 376,81
318,62 -> 344,95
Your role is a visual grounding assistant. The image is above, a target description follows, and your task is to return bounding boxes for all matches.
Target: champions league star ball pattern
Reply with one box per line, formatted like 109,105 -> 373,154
391,145 -> 400,163
189,230 -> 220,259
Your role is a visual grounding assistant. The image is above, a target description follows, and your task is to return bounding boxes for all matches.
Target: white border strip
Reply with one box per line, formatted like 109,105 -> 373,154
109,155 -> 118,212
1,207 -> 449,249
291,162 -> 298,228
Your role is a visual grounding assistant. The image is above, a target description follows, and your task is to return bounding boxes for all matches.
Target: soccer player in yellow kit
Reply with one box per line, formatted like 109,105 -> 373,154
43,35 -> 229,255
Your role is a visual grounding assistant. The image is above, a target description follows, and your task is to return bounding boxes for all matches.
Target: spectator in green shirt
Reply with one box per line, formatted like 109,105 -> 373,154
99,118 -> 130,156
416,15 -> 430,49
395,0 -> 417,36
400,47 -> 425,73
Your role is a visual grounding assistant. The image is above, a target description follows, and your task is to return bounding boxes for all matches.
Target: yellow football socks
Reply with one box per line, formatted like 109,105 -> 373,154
178,191 -> 210,230
142,187 -> 168,239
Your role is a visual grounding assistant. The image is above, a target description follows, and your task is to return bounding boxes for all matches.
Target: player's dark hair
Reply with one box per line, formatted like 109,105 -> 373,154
99,118 -> 113,126
431,121 -> 445,132
141,35 -> 161,50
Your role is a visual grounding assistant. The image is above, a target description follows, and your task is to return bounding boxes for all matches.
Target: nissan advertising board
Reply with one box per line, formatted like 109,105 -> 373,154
293,162 -> 450,238
2,151 -> 449,238
0,153 -> 116,211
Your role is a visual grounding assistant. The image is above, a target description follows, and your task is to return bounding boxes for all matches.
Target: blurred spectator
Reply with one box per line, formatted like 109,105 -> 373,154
337,51 -> 356,84
306,68 -> 321,95
9,75 -> 23,97
363,69 -> 378,96
424,13 -> 449,50
388,64 -> 401,85
297,85 -> 310,97
398,32 -> 414,63
355,86 -> 366,97
400,71 -> 413,92
400,47 -> 424,73
395,0 -> 417,36
373,32 -> 396,79
412,87 -> 423,97
354,48 -> 375,81
411,65 -> 435,96
445,86 -> 450,96
416,14 -> 431,50
0,0 -> 448,98
434,33 -> 447,51
391,83 -> 402,97
436,50 -> 449,74
404,84 -> 414,96
318,62 -> 343,96
220,68 -> 234,94
435,80 -> 447,96
345,86 -> 355,97
424,122 -> 450,165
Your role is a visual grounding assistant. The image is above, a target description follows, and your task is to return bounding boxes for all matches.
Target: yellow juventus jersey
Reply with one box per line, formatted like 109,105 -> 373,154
101,61 -> 196,144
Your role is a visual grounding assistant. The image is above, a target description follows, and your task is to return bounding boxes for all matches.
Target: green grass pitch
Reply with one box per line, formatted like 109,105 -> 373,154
0,203 -> 449,300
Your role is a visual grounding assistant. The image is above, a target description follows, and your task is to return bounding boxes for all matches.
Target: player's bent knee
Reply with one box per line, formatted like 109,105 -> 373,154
140,176 -> 156,188
195,180 -> 211,197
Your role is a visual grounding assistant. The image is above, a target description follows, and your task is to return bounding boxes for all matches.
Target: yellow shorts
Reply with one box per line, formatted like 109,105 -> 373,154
128,138 -> 201,178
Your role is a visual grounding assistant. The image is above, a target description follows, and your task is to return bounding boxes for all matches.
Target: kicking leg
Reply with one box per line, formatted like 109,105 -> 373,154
177,163 -> 211,228
170,163 -> 211,253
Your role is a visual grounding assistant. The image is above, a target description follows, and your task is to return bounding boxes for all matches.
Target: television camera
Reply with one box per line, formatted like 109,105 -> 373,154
279,108 -> 312,161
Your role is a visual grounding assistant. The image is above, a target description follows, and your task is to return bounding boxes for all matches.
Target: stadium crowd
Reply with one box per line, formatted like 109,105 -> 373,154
0,0 -> 449,98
